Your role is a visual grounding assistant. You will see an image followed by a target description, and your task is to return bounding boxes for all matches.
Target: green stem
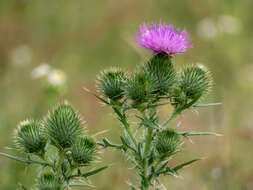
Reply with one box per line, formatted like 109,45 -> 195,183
162,96 -> 201,128
0,152 -> 52,167
142,127 -> 153,190
68,166 -> 108,179
113,106 -> 137,148
123,120 -> 137,147
57,150 -> 64,177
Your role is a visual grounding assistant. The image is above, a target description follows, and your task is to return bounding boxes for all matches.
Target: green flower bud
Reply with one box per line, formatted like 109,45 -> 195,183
44,103 -> 83,149
14,120 -> 46,154
144,54 -> 176,96
155,129 -> 181,158
179,66 -> 211,100
71,137 -> 96,165
97,68 -> 127,101
36,172 -> 64,190
124,72 -> 153,105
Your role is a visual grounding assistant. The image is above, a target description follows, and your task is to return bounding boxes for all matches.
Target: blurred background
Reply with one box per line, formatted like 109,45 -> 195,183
0,0 -> 253,189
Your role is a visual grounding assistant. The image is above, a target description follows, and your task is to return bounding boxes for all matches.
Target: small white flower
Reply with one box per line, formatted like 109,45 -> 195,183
47,70 -> 66,86
217,15 -> 242,35
10,45 -> 32,66
31,63 -> 51,79
197,18 -> 217,40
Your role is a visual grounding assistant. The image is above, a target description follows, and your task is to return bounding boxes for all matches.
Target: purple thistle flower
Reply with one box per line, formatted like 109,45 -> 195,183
135,22 -> 193,56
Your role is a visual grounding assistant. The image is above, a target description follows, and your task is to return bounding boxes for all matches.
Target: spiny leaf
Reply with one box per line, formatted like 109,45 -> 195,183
81,166 -> 108,178
193,102 -> 221,107
177,131 -> 222,137
0,152 -> 51,167
98,138 -> 125,150
69,183 -> 94,188
172,158 -> 201,173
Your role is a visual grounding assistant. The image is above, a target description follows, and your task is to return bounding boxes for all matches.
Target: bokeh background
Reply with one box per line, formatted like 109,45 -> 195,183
0,0 -> 253,189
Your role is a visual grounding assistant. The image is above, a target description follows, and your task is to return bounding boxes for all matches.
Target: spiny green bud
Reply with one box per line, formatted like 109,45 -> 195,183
97,68 -> 127,101
143,54 -> 176,95
71,137 -> 96,165
14,120 -> 46,154
36,172 -> 64,190
179,66 -> 211,100
155,129 -> 181,158
124,72 -> 153,105
44,102 -> 83,149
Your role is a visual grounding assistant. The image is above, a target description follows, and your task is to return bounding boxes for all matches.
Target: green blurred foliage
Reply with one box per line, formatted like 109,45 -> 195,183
0,0 -> 253,189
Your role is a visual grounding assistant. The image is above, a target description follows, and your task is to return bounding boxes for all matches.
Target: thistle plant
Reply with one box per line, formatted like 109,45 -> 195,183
89,22 -> 221,190
0,102 -> 107,189
0,21 -> 220,190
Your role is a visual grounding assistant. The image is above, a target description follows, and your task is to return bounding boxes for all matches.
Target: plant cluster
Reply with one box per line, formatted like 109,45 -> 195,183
0,22 -> 220,190
93,22 -> 220,190
0,102 -> 107,189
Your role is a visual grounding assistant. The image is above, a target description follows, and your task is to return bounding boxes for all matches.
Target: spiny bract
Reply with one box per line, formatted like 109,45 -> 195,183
143,53 -> 177,96
124,72 -> 153,105
179,66 -> 211,99
71,137 -> 96,165
98,68 -> 127,101
15,120 -> 46,154
44,103 -> 83,149
155,129 -> 181,158
36,172 -> 64,190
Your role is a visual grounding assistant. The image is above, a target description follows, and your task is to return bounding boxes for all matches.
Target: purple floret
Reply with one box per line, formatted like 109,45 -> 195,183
136,22 -> 193,56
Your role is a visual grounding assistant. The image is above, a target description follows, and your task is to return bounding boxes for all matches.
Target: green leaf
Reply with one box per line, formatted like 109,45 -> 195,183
0,152 -> 51,167
177,131 -> 222,137
172,158 -> 201,173
91,130 -> 108,138
81,166 -> 108,178
120,136 -> 135,152
69,182 -> 94,188
98,138 -> 124,150
193,103 -> 221,107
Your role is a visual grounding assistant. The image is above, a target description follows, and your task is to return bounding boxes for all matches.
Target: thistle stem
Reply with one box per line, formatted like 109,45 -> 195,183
113,106 -> 137,148
57,150 -> 64,177
141,127 -> 153,190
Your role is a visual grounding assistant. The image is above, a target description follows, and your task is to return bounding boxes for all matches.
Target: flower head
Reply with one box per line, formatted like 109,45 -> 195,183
136,22 -> 193,56
47,70 -> 66,86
